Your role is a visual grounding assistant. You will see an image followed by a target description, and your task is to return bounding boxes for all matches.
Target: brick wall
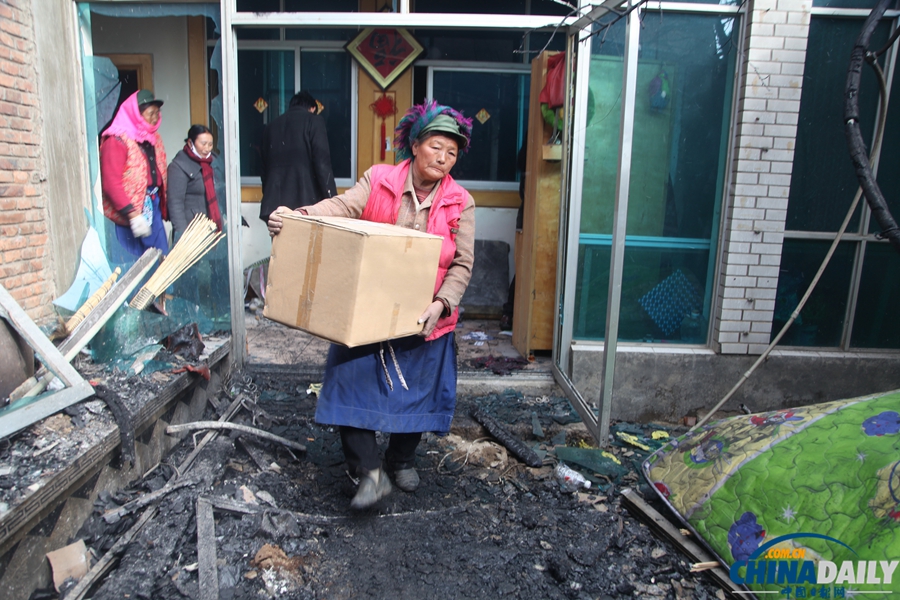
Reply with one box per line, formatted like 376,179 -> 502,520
0,0 -> 54,321
715,0 -> 811,354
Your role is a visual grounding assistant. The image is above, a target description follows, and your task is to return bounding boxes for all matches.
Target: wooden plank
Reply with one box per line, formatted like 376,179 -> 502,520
238,437 -> 271,472
67,504 -> 160,600
0,285 -> 85,387
620,488 -> 748,598
513,51 -> 561,356
187,16 -> 208,127
196,496 -> 219,600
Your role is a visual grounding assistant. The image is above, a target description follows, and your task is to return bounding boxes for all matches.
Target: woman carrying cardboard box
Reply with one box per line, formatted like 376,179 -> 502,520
267,101 -> 475,510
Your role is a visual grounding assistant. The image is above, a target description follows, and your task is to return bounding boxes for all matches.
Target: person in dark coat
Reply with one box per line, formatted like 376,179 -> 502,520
258,91 -> 336,223
167,124 -> 223,238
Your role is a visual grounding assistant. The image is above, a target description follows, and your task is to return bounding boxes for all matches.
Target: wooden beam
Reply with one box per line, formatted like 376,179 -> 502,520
187,16 -> 209,127
196,497 -> 219,600
619,488 -> 748,598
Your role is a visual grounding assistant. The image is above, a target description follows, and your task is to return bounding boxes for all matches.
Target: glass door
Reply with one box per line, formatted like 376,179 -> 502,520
553,1 -> 742,444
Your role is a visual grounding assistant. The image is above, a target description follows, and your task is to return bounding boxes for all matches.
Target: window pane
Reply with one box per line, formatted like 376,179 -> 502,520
414,0 -> 571,15
237,0 -> 278,11
788,17 -> 889,232
418,29 -> 530,62
574,245 -> 712,342
850,242 -> 900,348
867,50 -> 900,235
813,0 -> 880,7
235,28 -> 280,40
285,27 -> 357,41
300,51 -> 352,179
432,71 -> 528,182
238,50 -> 295,177
283,0 -> 357,10
574,14 -> 737,343
772,240 -> 854,347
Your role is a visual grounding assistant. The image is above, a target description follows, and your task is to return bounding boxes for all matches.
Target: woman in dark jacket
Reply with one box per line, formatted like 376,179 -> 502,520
167,124 -> 223,238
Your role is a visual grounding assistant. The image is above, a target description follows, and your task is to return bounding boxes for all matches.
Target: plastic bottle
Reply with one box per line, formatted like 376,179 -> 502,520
554,463 -> 592,493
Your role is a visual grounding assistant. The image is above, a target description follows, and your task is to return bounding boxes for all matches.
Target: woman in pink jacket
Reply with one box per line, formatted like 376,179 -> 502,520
268,101 -> 475,510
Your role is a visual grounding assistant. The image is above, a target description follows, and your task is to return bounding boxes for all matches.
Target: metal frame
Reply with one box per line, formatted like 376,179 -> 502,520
222,6 -> 582,367
222,0 -> 245,365
595,0 -> 642,446
551,0 -> 749,443
0,286 -> 95,440
552,9 -> 598,439
231,12 -> 582,29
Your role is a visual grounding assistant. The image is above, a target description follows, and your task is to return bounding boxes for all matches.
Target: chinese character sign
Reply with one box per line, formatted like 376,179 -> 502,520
345,28 -> 424,90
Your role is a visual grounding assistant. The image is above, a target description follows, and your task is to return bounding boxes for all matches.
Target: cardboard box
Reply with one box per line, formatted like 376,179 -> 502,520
264,214 -> 442,347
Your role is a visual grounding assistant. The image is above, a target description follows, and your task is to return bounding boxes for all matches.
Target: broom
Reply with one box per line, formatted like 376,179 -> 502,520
129,214 -> 225,311
56,267 -> 122,338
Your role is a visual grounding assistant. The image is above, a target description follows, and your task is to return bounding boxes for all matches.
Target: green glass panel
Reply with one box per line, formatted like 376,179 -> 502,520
771,240 -> 854,347
788,18 -> 890,232
574,245 -> 711,342
238,49 -> 295,178
850,243 -> 900,348
573,14 -> 736,343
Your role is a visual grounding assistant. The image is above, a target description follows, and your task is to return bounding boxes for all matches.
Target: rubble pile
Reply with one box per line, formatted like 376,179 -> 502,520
38,373 -> 727,600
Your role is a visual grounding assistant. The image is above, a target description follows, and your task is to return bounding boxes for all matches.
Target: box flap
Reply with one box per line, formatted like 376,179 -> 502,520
282,214 -> 442,240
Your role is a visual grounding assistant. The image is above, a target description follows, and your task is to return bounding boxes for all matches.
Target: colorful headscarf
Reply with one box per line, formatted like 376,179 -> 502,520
393,100 -> 473,161
102,90 -> 162,144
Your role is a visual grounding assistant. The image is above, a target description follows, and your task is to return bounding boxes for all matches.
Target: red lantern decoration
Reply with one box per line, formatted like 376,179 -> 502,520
370,93 -> 398,161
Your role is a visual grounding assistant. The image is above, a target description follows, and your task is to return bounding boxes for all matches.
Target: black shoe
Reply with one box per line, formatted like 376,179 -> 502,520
500,314 -> 512,331
391,467 -> 419,492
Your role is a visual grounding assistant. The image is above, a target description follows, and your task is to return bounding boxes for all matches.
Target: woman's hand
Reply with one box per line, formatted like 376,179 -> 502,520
267,206 -> 293,237
418,300 -> 444,338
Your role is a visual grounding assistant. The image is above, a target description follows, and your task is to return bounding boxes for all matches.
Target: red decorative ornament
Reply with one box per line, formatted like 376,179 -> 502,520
370,93 -> 397,161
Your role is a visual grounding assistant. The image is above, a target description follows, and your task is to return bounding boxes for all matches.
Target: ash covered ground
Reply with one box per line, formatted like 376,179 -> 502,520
62,373 -> 726,600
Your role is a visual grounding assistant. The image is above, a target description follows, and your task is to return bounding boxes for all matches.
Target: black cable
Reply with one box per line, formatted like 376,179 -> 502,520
844,0 -> 900,253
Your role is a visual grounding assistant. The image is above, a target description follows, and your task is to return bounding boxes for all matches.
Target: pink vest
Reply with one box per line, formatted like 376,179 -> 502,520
101,135 -> 168,226
361,159 -> 466,341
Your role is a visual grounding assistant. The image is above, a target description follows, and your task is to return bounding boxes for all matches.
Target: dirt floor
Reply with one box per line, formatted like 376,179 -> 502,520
49,370 -> 728,600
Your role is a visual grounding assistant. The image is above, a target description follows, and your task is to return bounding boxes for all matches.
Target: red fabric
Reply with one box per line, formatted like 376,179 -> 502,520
100,135 -> 168,226
538,52 -> 566,109
181,143 -> 223,231
362,159 -> 466,341
99,137 -> 132,213
171,363 -> 211,380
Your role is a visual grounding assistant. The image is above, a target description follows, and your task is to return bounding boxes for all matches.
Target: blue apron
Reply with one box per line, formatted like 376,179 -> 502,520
115,187 -> 169,257
316,332 -> 457,435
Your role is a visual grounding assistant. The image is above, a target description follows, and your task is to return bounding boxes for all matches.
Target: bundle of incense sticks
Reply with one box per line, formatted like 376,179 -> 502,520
129,214 -> 225,311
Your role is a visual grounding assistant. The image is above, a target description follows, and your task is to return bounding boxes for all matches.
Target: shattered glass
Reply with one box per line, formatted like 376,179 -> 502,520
76,2 -> 231,370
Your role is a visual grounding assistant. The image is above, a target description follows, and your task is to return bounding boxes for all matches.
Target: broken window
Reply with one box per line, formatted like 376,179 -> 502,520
73,2 -> 231,358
